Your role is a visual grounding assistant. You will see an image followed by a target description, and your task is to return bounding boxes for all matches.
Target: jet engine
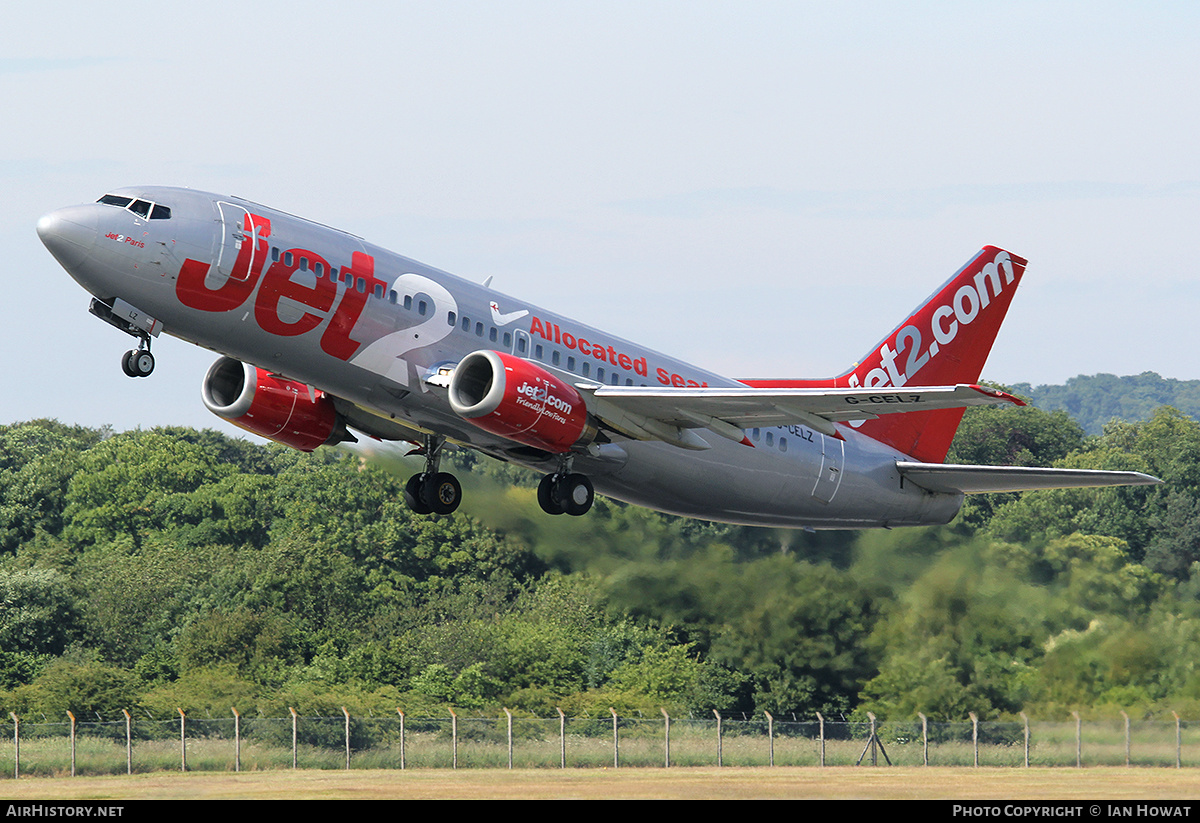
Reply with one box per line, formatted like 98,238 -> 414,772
448,350 -> 598,453
202,356 -> 351,452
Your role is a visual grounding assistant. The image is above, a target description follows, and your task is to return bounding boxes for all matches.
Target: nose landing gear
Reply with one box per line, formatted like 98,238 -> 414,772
121,341 -> 155,378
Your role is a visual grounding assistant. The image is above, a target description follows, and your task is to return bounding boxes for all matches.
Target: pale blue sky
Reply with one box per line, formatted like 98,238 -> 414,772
5,1 -> 1198,435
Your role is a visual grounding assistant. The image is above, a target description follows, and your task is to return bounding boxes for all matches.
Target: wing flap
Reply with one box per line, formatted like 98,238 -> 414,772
896,461 -> 1163,494
580,383 -> 1023,444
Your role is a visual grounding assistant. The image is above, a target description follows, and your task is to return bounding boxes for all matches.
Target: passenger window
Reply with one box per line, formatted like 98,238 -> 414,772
404,295 -> 413,310
374,284 -> 384,298
475,322 -> 484,337
766,431 -> 774,447
552,350 -> 561,366
779,437 -> 788,452
582,362 -> 590,377
489,327 -> 497,342
567,356 -> 576,371
299,257 -> 309,271
284,251 -> 294,266
503,332 -> 512,348
447,311 -> 457,326
517,337 -> 528,354
418,300 -> 427,316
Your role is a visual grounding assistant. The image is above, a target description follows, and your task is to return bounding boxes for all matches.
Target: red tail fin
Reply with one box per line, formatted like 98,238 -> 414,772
742,246 -> 1027,462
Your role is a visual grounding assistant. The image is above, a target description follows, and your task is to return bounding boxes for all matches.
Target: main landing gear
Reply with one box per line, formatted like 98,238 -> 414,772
400,439 -> 595,518
536,458 -> 594,517
121,338 -> 155,378
403,435 -> 463,515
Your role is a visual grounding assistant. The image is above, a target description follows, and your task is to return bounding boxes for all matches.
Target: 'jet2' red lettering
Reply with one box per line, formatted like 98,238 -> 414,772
175,212 -> 377,361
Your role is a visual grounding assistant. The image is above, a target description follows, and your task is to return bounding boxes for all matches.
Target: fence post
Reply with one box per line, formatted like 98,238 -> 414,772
397,709 -> 406,770
232,707 -> 241,772
505,708 -> 513,769
714,710 -> 723,767
1073,711 -> 1081,768
123,709 -> 132,775
816,712 -> 825,767
557,708 -> 566,769
1122,710 -> 1130,766
610,708 -> 619,768
1020,712 -> 1029,768
918,713 -> 928,766
661,708 -> 670,767
342,707 -> 351,770
450,708 -> 458,769
10,712 -> 18,779
970,712 -> 978,767
765,711 -> 774,767
1174,711 -> 1181,769
68,711 -> 76,777
178,708 -> 186,772
290,707 -> 298,769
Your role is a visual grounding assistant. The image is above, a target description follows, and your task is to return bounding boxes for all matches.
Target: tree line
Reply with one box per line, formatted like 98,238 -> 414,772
2,389 -> 1200,724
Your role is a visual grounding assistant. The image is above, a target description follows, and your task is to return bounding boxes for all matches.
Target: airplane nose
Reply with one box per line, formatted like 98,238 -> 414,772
37,205 -> 98,270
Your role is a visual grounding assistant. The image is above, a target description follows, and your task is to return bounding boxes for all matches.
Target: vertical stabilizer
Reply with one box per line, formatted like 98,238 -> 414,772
742,246 -> 1027,462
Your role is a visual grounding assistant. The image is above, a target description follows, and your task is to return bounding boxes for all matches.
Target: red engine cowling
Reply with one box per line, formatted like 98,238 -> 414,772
448,350 -> 596,453
202,356 -> 348,452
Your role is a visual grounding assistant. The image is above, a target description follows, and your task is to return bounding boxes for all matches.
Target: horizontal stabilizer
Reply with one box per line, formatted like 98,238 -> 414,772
896,461 -> 1162,495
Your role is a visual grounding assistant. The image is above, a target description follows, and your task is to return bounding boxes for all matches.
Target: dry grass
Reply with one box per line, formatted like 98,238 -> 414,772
3,767 -> 1200,800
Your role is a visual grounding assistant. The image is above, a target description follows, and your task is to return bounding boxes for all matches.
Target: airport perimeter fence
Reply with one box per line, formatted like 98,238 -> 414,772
3,709 -> 1200,777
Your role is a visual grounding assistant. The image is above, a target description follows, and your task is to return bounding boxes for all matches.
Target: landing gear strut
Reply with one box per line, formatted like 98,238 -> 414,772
121,337 -> 155,378
537,457 -> 594,516
403,435 -> 462,515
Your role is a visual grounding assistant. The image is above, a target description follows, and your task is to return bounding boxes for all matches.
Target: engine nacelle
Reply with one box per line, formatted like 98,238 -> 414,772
448,350 -> 597,453
202,356 -> 348,452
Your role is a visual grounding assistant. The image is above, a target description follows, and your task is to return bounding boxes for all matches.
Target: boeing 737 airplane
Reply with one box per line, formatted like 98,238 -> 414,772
37,187 -> 1159,528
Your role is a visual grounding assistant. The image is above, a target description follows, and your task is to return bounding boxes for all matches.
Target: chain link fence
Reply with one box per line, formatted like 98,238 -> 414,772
3,710 -> 1198,777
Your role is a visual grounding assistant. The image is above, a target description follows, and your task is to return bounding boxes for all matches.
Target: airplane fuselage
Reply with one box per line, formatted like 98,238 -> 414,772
38,185 -> 969,528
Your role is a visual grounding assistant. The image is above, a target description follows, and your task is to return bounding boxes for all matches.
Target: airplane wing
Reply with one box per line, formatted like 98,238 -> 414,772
578,383 -> 1023,448
895,461 -> 1162,494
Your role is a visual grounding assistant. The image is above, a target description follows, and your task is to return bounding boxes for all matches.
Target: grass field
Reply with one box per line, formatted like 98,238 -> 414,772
2,767 -> 1200,800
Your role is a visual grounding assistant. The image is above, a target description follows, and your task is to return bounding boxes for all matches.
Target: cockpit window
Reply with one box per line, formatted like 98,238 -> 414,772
96,193 -> 172,220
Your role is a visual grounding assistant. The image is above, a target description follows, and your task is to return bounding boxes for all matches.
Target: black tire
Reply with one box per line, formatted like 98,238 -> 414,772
560,473 -> 594,516
121,350 -> 138,377
427,472 -> 462,515
132,350 -> 155,377
404,473 -> 432,514
537,474 -> 565,515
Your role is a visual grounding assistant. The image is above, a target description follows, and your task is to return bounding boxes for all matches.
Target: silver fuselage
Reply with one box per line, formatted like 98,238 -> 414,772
38,186 -> 962,528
